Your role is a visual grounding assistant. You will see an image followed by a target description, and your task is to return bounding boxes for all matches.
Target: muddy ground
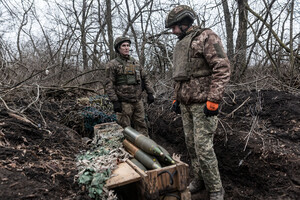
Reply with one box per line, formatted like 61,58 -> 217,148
0,89 -> 299,200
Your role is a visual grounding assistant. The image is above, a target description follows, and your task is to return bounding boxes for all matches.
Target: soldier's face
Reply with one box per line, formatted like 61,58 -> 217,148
119,42 -> 130,56
171,24 -> 188,37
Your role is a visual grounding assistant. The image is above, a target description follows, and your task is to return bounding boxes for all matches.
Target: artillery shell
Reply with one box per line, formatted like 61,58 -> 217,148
158,145 -> 176,165
123,139 -> 161,170
123,126 -> 164,157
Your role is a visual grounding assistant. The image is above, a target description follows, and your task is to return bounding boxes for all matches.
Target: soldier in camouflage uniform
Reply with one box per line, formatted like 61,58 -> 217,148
105,36 -> 155,137
166,5 -> 231,200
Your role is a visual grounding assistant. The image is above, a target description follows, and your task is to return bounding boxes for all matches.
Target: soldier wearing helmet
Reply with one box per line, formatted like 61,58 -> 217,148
105,36 -> 155,137
165,5 -> 196,39
114,36 -> 131,53
167,5 -> 231,200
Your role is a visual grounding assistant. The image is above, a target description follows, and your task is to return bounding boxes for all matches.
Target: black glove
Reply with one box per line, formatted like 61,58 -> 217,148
112,101 -> 122,113
171,100 -> 181,114
147,94 -> 155,104
203,101 -> 219,117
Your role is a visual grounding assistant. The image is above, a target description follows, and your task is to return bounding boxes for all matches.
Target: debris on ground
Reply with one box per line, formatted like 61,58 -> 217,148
0,89 -> 299,199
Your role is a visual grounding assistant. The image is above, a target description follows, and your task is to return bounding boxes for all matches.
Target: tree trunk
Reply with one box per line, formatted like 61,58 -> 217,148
221,0 -> 234,67
106,0 -> 114,60
81,0 -> 88,70
289,0 -> 295,86
234,0 -> 248,81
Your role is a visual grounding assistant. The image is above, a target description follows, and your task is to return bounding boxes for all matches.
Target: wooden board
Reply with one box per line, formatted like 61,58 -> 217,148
105,162 -> 141,189
138,159 -> 189,199
126,159 -> 148,177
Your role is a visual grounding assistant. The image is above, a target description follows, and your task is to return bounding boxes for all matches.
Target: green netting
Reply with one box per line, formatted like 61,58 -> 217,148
79,106 -> 116,134
75,125 -> 129,200
63,95 -> 117,137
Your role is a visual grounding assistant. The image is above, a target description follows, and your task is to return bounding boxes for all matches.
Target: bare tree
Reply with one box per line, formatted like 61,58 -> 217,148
245,0 -> 300,84
106,0 -> 114,60
288,0 -> 295,86
17,1 -> 34,63
73,0 -> 90,70
234,0 -> 248,81
221,0 -> 234,66
0,0 -> 299,95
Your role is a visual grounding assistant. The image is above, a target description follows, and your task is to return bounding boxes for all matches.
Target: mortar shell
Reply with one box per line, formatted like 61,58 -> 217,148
130,158 -> 147,171
123,126 -> 164,157
123,139 -> 161,170
158,145 -> 176,165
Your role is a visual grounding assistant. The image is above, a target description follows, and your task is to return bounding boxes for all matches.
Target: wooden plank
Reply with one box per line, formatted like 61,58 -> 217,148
156,167 -> 177,192
138,160 -> 189,199
105,162 -> 141,189
174,162 -> 189,191
126,159 -> 148,177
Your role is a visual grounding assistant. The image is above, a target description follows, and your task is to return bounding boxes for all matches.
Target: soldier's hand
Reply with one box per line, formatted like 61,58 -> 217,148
147,94 -> 155,104
171,100 -> 181,114
112,101 -> 122,113
204,101 -> 219,117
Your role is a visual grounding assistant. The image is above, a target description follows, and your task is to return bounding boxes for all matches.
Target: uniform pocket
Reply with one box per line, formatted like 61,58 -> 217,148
124,64 -> 135,75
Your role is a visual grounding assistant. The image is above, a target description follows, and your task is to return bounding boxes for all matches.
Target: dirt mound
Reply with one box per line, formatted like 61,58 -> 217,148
0,89 -> 299,200
215,90 -> 300,200
0,103 -> 90,199
148,89 -> 300,199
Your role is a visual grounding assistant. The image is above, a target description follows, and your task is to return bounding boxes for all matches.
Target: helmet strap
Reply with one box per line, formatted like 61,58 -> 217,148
178,24 -> 190,40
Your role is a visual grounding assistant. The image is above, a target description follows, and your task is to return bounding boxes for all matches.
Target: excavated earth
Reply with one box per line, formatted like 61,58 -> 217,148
0,89 -> 299,200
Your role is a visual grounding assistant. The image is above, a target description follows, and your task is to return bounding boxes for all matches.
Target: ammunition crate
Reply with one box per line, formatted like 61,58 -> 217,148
94,123 -> 191,200
127,159 -> 190,200
106,158 -> 190,200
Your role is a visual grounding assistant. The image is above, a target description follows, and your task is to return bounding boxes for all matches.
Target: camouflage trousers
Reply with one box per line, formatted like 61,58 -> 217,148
181,103 -> 222,192
116,100 -> 149,137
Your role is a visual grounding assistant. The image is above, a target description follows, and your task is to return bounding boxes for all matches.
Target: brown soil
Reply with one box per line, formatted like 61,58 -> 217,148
148,90 -> 300,200
0,89 -> 299,200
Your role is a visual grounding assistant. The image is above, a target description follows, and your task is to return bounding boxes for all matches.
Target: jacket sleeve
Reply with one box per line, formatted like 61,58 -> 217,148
202,29 -> 231,103
104,61 -> 119,102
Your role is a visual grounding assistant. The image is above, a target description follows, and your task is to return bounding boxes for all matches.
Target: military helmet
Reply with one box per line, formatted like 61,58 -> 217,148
114,36 -> 131,52
165,5 -> 196,28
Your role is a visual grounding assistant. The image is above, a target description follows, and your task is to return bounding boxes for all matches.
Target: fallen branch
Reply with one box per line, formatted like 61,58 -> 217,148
20,84 -> 40,114
226,96 -> 251,118
243,115 -> 259,151
0,97 -> 19,113
8,112 -> 38,128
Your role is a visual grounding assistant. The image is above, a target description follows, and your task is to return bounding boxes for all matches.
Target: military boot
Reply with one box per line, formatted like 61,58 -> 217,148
188,179 -> 205,194
209,187 -> 225,200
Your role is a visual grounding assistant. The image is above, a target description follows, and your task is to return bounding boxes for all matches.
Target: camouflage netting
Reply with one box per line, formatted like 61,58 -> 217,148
62,95 -> 116,137
80,106 -> 116,134
75,123 -> 129,200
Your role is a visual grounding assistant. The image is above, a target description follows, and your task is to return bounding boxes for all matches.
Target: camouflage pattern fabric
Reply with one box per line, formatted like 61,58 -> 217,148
116,100 -> 149,137
173,26 -> 231,104
181,103 -> 222,192
172,26 -> 230,193
105,54 -> 154,103
105,54 -> 154,137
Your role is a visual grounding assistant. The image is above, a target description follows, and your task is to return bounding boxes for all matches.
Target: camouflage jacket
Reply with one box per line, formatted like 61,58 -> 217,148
173,26 -> 231,104
105,54 -> 154,103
